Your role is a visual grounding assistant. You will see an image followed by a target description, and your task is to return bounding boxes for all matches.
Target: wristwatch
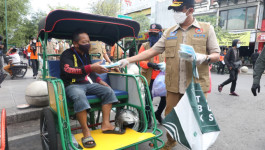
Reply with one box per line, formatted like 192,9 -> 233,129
206,55 -> 211,63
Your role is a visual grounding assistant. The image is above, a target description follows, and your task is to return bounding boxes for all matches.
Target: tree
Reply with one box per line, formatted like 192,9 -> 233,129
90,0 -> 120,17
0,0 -> 30,47
48,4 -> 79,11
195,15 -> 230,43
130,13 -> 150,33
9,11 -> 47,47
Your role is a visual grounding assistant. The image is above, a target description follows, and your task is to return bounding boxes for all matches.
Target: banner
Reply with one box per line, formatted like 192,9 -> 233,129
218,32 -> 251,46
256,32 -> 265,42
137,32 -> 149,41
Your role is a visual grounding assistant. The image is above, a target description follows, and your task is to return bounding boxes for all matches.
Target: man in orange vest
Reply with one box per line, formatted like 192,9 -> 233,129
139,23 -> 166,128
27,37 -> 41,79
110,43 -> 123,61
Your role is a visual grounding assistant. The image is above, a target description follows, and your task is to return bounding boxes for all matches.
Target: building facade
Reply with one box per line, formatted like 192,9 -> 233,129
121,0 -> 264,56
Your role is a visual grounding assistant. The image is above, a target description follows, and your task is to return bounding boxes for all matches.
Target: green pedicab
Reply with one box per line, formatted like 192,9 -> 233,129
37,10 -> 164,150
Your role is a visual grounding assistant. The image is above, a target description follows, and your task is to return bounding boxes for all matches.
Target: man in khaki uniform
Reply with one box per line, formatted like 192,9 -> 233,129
89,41 -> 111,64
118,0 -> 220,149
46,38 -> 57,60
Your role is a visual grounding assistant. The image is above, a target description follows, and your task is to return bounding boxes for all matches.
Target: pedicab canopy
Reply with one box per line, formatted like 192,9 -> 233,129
37,10 -> 140,46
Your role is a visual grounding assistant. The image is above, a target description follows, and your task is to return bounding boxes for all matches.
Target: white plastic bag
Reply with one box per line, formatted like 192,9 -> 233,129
152,71 -> 166,97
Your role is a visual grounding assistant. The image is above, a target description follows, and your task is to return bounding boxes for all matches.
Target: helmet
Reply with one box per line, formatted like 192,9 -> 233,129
115,109 -> 139,130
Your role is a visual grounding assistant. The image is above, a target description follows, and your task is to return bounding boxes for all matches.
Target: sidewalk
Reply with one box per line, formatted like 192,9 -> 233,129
0,61 -> 46,124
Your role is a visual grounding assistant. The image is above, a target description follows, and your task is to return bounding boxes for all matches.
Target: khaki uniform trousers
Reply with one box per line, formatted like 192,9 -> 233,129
165,91 -> 208,143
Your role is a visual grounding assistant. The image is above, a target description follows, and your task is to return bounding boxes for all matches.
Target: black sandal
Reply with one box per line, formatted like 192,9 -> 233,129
82,136 -> 96,148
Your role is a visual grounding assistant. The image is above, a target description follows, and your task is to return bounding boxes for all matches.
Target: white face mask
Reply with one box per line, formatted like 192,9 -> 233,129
33,40 -> 36,43
173,9 -> 190,24
237,44 -> 241,48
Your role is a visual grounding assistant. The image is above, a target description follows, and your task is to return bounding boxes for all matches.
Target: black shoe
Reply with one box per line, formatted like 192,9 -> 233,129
218,85 -> 223,92
155,112 -> 162,124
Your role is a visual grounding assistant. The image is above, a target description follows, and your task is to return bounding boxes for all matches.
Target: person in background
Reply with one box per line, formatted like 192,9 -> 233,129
251,49 -> 260,69
89,41 -> 112,64
46,38 -> 58,60
110,42 -> 123,61
4,48 -> 21,76
0,35 -> 7,87
251,47 -> 265,96
58,40 -> 70,55
22,46 -> 27,58
218,39 -> 241,96
118,0 -> 220,149
26,40 -> 32,67
139,23 -> 166,127
217,48 -> 227,74
27,37 -> 40,79
0,35 -> 4,73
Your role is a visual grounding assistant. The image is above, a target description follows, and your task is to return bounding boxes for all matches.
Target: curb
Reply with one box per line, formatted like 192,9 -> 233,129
4,106 -> 47,125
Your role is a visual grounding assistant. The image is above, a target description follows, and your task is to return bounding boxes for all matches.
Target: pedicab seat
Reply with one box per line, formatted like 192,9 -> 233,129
11,62 -> 27,68
47,60 -> 128,105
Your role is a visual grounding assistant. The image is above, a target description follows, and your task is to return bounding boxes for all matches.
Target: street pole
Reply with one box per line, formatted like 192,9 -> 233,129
5,0 -> 8,50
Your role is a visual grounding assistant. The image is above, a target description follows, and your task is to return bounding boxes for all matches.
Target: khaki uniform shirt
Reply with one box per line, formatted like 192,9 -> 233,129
89,41 -> 106,60
152,19 -> 220,94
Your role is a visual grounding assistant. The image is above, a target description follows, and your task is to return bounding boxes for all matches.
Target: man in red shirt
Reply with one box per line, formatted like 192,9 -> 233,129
139,23 -> 166,128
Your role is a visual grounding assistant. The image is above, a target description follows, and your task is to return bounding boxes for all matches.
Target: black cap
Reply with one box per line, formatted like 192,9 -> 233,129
149,23 -> 162,33
168,0 -> 195,10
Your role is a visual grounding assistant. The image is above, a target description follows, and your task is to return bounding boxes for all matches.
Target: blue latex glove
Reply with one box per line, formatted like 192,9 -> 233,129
180,44 -> 196,60
178,44 -> 199,79
101,62 -> 121,68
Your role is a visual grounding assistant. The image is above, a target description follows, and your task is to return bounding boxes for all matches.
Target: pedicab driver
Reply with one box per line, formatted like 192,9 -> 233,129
118,0 -> 220,149
60,30 -> 125,148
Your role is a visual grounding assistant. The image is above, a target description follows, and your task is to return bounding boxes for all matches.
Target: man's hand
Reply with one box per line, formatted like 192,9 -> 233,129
118,59 -> 129,68
179,51 -> 193,62
251,84 -> 260,96
99,80 -> 110,88
91,61 -> 108,74
147,62 -> 160,70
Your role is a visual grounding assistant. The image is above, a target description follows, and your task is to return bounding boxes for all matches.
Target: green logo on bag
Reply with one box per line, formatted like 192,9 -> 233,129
194,132 -> 197,137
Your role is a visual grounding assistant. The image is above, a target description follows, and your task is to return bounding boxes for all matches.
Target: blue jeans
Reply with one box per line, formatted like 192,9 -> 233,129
65,83 -> 118,113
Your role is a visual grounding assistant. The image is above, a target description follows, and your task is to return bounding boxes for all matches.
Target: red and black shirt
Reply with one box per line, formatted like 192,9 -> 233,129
60,48 -> 101,87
